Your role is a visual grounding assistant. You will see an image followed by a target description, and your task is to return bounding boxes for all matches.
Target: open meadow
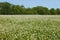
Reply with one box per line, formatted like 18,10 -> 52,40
0,15 -> 60,40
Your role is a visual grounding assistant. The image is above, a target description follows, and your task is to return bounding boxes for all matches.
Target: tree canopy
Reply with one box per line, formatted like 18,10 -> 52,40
0,2 -> 60,15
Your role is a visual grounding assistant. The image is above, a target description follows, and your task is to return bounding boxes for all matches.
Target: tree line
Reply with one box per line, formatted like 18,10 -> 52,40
0,2 -> 60,15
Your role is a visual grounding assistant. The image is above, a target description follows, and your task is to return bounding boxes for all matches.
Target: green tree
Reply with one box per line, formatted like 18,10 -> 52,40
32,6 -> 50,15
0,2 -> 11,14
0,2 -> 60,15
49,8 -> 57,15
25,8 -> 38,15
56,8 -> 60,15
10,5 -> 26,15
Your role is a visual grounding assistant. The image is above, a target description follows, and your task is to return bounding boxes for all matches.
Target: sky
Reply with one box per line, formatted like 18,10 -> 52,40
0,0 -> 60,8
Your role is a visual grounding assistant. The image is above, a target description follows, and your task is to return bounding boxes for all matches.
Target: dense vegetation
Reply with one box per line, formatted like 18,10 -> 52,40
0,2 -> 60,15
0,15 -> 60,40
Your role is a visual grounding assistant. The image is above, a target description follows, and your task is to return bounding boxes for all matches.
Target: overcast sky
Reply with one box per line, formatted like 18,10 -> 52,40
0,0 -> 60,8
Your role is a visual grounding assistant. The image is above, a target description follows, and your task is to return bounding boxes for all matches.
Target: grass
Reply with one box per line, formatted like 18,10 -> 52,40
0,15 -> 60,40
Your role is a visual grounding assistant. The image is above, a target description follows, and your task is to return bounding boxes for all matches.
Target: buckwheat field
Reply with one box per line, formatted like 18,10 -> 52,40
0,15 -> 60,40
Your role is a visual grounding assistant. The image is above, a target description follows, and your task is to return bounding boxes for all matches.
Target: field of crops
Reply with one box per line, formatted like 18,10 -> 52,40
0,15 -> 60,40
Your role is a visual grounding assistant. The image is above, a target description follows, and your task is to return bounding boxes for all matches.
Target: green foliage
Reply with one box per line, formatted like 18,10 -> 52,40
49,8 -> 57,15
56,8 -> 60,15
0,2 -> 11,14
10,5 -> 25,15
0,2 -> 60,15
